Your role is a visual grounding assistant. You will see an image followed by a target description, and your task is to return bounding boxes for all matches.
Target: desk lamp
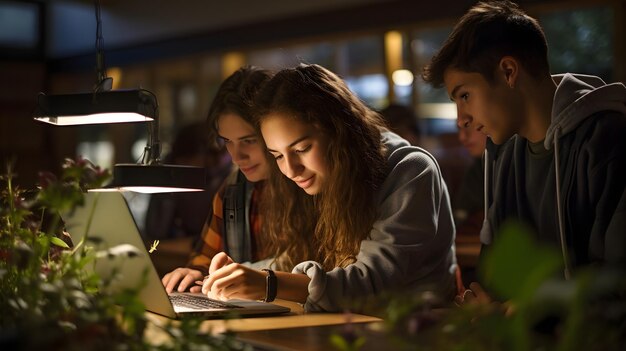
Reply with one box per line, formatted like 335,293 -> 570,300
33,0 -> 205,193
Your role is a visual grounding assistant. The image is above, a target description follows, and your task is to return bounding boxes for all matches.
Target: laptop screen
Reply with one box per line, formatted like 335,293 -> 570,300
62,192 -> 289,319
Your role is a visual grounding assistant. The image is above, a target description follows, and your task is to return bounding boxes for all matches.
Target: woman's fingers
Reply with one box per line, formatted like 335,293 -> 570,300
162,270 -> 183,293
202,263 -> 236,295
161,268 -> 202,293
161,272 -> 173,288
202,264 -> 265,300
203,267 -> 237,298
189,285 -> 202,293
176,271 -> 202,292
209,252 -> 234,274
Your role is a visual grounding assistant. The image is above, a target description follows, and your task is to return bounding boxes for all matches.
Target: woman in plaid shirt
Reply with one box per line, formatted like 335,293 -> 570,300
162,66 -> 273,293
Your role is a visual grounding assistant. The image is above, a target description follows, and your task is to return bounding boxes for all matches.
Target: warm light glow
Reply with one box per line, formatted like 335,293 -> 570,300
88,188 -> 121,193
418,103 -> 458,119
89,187 -> 204,194
392,69 -> 414,86
119,187 -> 204,193
34,112 -> 154,125
385,31 -> 403,76
108,67 -> 122,90
222,52 -> 246,79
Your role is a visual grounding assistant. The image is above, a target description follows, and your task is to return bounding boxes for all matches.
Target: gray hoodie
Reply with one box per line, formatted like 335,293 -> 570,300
481,73 -> 626,278
291,131 -> 457,312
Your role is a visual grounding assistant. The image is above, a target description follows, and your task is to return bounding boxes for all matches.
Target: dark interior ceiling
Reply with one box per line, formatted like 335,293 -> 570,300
47,0 -> 476,71
36,0 -> 570,72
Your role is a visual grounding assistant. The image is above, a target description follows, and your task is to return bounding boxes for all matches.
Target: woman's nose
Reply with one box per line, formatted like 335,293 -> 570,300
231,145 -> 248,162
282,155 -> 303,179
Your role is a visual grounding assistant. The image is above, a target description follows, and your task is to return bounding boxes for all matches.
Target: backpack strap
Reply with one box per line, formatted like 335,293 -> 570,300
222,170 -> 252,263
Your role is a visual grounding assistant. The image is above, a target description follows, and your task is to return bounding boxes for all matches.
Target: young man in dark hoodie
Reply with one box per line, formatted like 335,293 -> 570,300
422,0 -> 626,297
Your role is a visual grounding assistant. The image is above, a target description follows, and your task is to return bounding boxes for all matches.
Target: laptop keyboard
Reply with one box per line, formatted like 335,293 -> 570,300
169,294 -> 241,310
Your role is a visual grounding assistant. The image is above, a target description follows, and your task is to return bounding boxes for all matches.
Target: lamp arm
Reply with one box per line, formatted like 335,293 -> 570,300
147,113 -> 161,165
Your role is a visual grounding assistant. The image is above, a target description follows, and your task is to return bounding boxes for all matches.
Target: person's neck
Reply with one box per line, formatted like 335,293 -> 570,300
520,76 -> 556,143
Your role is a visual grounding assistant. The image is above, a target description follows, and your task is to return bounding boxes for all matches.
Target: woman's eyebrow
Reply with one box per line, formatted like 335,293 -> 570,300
217,133 -> 256,140
237,133 -> 257,140
266,135 -> 310,153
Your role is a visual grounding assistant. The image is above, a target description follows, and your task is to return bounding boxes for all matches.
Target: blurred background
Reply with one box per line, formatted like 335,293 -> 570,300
0,0 -> 624,193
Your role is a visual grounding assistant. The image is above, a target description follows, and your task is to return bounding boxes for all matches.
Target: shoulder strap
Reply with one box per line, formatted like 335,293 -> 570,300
222,171 -> 252,262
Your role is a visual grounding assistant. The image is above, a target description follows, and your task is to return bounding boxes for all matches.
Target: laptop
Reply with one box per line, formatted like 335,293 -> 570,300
61,191 -> 290,319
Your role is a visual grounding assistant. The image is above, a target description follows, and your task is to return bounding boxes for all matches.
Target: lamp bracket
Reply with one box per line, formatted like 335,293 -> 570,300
94,0 -> 110,92
94,77 -> 113,93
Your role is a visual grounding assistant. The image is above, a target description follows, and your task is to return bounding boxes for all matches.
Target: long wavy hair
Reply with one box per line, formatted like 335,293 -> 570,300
254,64 -> 388,271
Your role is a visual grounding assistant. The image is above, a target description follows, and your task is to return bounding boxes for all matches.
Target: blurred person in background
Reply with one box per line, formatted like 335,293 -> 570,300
453,122 -> 487,286
379,103 -> 421,146
454,123 -> 487,235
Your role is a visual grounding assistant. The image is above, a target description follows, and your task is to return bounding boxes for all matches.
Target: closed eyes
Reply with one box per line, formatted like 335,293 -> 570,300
270,144 -> 311,160
295,145 -> 311,154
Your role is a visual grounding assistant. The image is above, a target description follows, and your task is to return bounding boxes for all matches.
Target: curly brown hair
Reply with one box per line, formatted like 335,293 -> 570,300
254,64 -> 388,271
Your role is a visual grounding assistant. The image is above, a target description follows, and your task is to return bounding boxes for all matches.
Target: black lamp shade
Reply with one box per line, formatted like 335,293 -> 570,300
34,88 -> 205,193
34,89 -> 157,125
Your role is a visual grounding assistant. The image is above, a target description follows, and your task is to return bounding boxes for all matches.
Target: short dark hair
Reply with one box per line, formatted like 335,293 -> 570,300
422,0 -> 549,88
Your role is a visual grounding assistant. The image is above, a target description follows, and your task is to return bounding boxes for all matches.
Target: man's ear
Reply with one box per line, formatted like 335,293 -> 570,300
499,56 -> 519,89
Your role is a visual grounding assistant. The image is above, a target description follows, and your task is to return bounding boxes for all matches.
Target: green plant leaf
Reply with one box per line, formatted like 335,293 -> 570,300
330,334 -> 350,350
481,221 -> 563,303
50,236 -> 70,249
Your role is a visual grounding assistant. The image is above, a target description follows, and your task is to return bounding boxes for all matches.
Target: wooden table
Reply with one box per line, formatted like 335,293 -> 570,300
235,321 -> 393,351
145,299 -> 382,349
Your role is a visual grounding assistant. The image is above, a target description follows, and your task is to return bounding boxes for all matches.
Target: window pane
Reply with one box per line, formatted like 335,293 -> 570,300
337,36 -> 386,109
345,74 -> 387,109
540,6 -> 613,80
413,27 -> 453,105
413,26 -> 457,135
247,42 -> 335,70
248,36 -> 386,109
0,1 -> 39,48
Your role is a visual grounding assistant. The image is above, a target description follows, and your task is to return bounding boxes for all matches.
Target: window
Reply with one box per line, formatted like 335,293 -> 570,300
0,0 -> 42,58
338,36 -> 386,109
412,26 -> 457,135
248,36 -> 387,109
247,42 -> 335,70
540,6 -> 613,80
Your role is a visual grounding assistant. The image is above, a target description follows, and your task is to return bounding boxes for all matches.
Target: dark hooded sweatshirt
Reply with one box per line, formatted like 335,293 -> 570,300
480,73 -> 626,277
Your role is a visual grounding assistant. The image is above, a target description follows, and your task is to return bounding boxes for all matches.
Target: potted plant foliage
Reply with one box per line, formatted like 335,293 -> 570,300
334,223 -> 625,351
0,158 -> 249,350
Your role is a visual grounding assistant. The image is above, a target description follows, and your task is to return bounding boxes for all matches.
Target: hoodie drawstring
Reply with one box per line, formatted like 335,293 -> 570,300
483,147 -> 489,227
554,127 -> 572,280
479,147 -> 492,245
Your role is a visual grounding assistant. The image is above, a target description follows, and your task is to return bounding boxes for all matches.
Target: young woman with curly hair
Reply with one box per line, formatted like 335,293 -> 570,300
202,64 -> 457,311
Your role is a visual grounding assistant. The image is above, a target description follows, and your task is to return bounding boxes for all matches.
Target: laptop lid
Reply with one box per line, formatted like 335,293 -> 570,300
62,191 -> 290,319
